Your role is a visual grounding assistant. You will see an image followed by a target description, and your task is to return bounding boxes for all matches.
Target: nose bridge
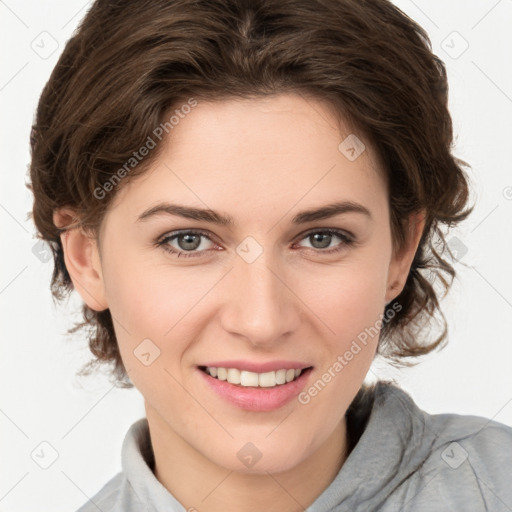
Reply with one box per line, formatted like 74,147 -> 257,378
220,240 -> 299,345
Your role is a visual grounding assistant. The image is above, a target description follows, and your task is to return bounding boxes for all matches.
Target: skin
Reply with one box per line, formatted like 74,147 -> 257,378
54,93 -> 424,512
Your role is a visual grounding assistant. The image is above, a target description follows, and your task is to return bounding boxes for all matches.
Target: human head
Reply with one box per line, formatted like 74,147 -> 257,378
29,0 -> 471,389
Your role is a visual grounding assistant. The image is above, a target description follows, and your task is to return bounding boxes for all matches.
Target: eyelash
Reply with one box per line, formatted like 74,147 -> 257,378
155,228 -> 355,259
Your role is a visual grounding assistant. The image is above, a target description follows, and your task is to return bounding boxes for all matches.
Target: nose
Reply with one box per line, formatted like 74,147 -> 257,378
219,248 -> 300,348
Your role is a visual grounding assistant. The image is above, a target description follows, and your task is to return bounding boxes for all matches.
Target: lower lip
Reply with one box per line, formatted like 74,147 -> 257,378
197,367 -> 313,412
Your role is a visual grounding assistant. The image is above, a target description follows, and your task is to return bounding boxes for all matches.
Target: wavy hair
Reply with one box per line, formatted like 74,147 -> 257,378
28,0 -> 472,387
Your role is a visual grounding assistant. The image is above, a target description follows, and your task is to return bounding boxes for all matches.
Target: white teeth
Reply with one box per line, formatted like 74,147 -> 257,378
227,368 -> 241,384
275,369 -> 286,385
204,366 -> 306,387
240,370 -> 259,387
259,371 -> 276,387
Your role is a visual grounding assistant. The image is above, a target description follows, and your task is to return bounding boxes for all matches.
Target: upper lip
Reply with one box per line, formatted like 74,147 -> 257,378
199,360 -> 313,373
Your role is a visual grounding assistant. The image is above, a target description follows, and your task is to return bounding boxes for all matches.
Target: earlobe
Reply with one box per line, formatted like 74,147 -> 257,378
53,208 -> 108,312
385,210 -> 426,304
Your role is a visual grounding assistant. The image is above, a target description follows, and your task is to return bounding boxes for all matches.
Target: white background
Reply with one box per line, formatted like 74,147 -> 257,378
1,1 -> 511,510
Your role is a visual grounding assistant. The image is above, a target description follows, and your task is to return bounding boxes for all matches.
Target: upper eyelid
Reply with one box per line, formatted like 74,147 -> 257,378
295,228 -> 353,242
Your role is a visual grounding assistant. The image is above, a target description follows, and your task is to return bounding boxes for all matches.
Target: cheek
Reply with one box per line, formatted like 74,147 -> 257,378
103,244 -> 213,333
100,252 -> 209,378
294,261 -> 389,422
303,255 -> 390,342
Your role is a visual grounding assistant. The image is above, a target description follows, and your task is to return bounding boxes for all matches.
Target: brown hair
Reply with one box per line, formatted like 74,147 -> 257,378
28,0 -> 472,387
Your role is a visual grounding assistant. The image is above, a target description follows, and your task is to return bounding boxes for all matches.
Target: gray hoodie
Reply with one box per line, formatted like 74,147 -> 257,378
75,381 -> 512,511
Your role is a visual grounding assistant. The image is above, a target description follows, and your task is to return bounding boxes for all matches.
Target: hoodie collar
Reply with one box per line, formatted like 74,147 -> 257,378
308,381 -> 438,511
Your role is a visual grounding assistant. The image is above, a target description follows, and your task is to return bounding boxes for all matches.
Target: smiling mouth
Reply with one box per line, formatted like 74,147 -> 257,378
198,365 -> 313,388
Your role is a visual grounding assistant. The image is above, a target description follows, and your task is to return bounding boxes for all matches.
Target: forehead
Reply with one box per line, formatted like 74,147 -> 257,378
105,93 -> 387,228
167,93 -> 367,160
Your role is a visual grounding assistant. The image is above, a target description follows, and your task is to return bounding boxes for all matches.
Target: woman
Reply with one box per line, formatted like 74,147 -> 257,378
28,0 -> 512,510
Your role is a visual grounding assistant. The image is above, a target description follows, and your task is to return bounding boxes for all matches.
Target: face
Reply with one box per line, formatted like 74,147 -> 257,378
60,93 -> 420,475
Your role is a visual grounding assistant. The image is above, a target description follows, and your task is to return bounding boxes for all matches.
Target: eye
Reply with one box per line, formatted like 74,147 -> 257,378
155,228 -> 355,258
155,230 -> 218,258
294,229 -> 354,254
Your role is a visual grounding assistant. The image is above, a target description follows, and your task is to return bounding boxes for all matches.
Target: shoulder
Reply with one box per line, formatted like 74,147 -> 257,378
75,472 -> 125,512
411,407 -> 512,511
428,409 -> 512,469
74,470 -> 153,512
364,382 -> 512,511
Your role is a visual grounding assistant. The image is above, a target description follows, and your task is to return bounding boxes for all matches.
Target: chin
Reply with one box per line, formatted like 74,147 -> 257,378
204,438 -> 309,475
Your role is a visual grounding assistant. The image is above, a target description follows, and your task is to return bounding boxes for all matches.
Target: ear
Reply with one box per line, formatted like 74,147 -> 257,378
385,210 -> 426,305
53,208 -> 108,311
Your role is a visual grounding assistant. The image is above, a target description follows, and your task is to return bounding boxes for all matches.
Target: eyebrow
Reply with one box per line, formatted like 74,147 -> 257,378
136,200 -> 372,226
